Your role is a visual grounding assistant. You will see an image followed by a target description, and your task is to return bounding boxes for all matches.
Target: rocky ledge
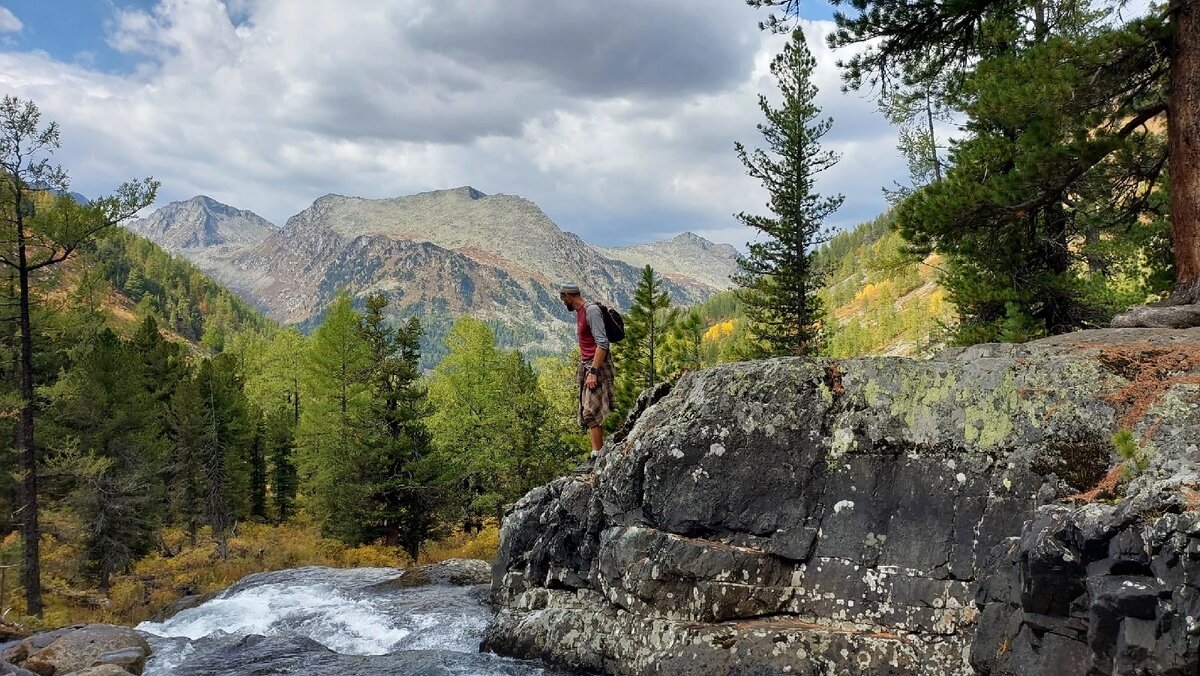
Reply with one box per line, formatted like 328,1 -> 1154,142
482,328 -> 1200,675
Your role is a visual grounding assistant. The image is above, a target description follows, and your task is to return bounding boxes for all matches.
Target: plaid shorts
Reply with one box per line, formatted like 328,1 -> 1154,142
577,357 -> 615,430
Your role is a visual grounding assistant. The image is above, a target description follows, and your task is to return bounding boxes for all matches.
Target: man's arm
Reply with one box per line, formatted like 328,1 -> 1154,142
585,304 -> 610,388
592,346 -> 608,371
585,304 -> 610,366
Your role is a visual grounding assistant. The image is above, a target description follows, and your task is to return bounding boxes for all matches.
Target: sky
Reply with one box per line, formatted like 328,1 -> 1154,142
0,0 -> 905,248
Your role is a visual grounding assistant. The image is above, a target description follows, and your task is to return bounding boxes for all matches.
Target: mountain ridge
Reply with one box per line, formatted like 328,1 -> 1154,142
599,231 -> 741,291
125,188 -> 740,359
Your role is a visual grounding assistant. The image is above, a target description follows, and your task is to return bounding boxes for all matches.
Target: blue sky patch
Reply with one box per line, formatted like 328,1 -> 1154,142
1,1 -> 159,72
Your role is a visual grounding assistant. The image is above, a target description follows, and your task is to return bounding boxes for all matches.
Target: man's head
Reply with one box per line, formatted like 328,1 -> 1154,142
559,282 -> 583,310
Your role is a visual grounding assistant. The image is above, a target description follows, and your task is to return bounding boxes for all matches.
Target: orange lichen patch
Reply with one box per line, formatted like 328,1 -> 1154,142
1182,487 -> 1200,512
1088,342 -> 1200,429
1062,464 -> 1124,503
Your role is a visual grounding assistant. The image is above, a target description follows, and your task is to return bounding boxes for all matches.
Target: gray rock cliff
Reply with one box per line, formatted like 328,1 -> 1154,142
483,328 -> 1200,674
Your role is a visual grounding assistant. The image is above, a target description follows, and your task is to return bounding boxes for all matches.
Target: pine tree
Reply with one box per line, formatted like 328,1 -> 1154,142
880,86 -> 950,204
360,297 -> 442,557
427,318 -> 509,526
168,376 -> 209,538
500,350 -> 549,500
534,353 -> 590,462
172,356 -> 254,555
616,266 -> 677,414
130,316 -> 186,411
297,293 -> 375,542
264,407 -> 298,522
248,416 -> 269,521
427,319 -> 578,528
780,0 -> 1195,323
200,360 -> 254,554
662,309 -> 705,378
123,268 -> 146,301
47,329 -> 164,592
0,96 -> 157,614
226,329 -> 306,524
733,28 -> 843,357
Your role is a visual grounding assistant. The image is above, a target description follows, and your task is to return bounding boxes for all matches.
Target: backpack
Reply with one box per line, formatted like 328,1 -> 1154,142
593,302 -> 626,343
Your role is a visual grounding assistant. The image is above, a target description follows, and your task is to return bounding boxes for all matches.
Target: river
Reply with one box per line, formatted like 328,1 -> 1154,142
135,564 -> 560,675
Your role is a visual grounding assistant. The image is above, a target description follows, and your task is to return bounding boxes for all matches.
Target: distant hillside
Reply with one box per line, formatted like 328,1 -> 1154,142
126,188 -> 740,362
73,228 -> 275,351
686,214 -> 952,360
815,213 -> 952,357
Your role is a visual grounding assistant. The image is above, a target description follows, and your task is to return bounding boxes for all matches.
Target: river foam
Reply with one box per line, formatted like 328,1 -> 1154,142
136,565 -> 548,675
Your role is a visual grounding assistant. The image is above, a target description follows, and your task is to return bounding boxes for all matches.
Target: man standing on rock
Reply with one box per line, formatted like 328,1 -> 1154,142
560,282 -> 615,458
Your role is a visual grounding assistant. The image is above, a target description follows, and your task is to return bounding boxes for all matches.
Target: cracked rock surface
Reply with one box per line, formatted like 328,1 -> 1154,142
483,328 -> 1200,675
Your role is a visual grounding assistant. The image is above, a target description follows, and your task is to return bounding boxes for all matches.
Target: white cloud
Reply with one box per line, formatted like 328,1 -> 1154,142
0,7 -> 22,33
0,0 -> 902,246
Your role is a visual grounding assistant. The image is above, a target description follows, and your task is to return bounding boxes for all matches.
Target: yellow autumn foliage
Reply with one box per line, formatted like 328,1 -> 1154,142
703,319 -> 736,342
853,280 -> 895,304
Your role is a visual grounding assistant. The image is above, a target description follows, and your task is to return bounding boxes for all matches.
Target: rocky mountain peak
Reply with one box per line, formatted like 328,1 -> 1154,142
670,231 -> 705,244
127,196 -> 276,250
439,185 -> 486,200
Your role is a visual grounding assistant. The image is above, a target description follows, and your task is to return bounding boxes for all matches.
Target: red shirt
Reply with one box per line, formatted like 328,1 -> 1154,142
577,305 -> 597,361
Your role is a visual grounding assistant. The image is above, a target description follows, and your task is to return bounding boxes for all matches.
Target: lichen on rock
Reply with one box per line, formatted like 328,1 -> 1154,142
483,328 -> 1200,675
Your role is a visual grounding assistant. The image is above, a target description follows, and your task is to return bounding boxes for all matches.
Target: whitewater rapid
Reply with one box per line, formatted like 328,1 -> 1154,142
136,564 -> 557,675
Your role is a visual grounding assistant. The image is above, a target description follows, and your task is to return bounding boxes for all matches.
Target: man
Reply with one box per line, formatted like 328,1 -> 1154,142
559,282 -> 614,457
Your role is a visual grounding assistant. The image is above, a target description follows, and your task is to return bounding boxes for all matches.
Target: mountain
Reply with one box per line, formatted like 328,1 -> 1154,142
125,188 -> 740,359
599,232 -> 740,291
126,195 -> 277,252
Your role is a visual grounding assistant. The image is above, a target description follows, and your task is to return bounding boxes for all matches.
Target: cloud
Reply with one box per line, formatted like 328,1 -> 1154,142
407,0 -> 759,99
0,7 -> 22,33
0,0 -> 903,247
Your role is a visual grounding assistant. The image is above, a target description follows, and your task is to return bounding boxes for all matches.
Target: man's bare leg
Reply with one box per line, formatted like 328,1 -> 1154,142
589,426 -> 604,453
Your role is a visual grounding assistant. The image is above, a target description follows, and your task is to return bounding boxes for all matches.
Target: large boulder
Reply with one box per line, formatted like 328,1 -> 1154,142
483,328 -> 1200,675
6,625 -> 150,676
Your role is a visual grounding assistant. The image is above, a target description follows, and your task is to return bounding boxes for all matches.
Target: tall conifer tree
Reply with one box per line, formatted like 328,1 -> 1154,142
360,297 -> 441,558
616,266 -> 677,414
662,309 -> 706,378
297,293 -> 374,542
733,28 -> 843,357
48,329 -> 164,592
0,96 -> 156,614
